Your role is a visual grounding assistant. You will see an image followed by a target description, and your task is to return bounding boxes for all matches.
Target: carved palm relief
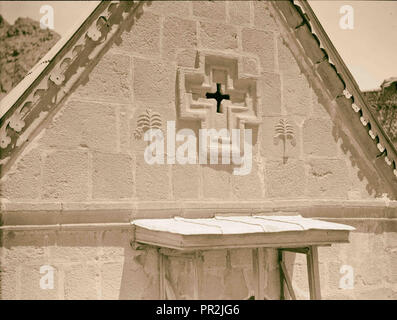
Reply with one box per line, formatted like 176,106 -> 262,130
273,118 -> 296,164
133,109 -> 163,140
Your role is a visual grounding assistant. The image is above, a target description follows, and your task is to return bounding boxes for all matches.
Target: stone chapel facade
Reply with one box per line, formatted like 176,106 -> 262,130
0,1 -> 396,300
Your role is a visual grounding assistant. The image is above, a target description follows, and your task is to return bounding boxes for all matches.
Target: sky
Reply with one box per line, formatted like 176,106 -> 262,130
0,1 -> 396,91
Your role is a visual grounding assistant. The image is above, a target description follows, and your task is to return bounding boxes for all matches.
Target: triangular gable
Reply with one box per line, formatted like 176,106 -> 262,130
0,0 -> 396,197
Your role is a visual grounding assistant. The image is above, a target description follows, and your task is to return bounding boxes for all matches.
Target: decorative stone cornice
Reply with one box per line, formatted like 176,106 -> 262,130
0,0 -> 150,175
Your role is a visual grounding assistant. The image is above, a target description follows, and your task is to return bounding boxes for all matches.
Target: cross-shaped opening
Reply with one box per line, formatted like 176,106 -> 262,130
206,83 -> 230,113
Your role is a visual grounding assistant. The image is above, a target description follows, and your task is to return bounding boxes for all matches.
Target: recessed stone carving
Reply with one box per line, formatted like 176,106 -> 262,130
133,109 -> 163,140
273,118 -> 296,163
177,51 -> 262,158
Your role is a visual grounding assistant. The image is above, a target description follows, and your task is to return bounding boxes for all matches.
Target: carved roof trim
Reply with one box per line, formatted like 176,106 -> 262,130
0,1 -> 147,175
270,0 -> 397,195
0,1 -> 101,119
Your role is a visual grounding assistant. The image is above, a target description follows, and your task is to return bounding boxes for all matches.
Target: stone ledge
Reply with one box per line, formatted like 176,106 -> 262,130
1,200 -> 396,229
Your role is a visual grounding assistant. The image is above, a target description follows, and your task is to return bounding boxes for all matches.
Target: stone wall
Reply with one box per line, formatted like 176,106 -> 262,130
0,1 -> 396,300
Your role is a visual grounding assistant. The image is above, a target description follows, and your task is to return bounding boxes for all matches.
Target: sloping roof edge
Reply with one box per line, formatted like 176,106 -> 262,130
270,0 -> 397,196
0,1 -> 101,119
0,0 -> 148,175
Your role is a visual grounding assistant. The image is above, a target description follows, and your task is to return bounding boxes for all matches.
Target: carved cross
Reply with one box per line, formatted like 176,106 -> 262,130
205,83 -> 230,113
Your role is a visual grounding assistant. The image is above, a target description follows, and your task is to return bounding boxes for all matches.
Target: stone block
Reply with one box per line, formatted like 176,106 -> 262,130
199,21 -> 238,50
118,12 -> 160,57
101,262 -> 123,300
172,164 -> 200,199
259,72 -> 282,116
228,1 -> 251,25
74,53 -> 131,103
223,267 -> 249,299
163,17 -> 197,61
302,118 -> 338,157
177,48 -> 198,68
92,152 -> 134,200
42,150 -> 89,201
230,249 -> 252,268
20,264 -> 59,300
200,270 -> 224,299
264,159 -> 305,198
64,264 -> 98,299
202,165 -> 232,200
133,58 -> 176,106
202,250 -> 227,269
49,231 -> 99,263
283,71 -> 312,116
146,1 -> 190,17
39,100 -> 118,153
232,161 -> 263,199
242,28 -> 274,73
306,159 -> 349,199
277,36 -> 301,75
193,1 -> 226,21
1,148 -> 41,200
135,155 -> 170,200
253,1 -> 278,32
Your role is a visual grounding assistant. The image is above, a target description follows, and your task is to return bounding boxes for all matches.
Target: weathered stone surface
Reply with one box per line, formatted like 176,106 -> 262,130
172,165 -> 200,199
42,151 -> 89,201
20,265 -> 59,300
49,231 -> 99,262
202,250 -> 227,269
92,152 -> 133,200
177,48 -> 198,68
228,1 -> 251,26
277,36 -> 301,75
306,159 -> 349,199
133,57 -> 176,106
74,53 -> 131,103
242,28 -> 274,72
193,1 -> 226,21
39,100 -> 118,153
232,161 -> 263,200
264,159 -> 305,198
230,249 -> 252,268
199,21 -> 238,50
64,264 -> 98,299
135,156 -> 170,200
303,118 -> 338,157
117,12 -> 160,57
283,72 -> 312,116
259,72 -> 282,116
223,267 -> 249,299
1,149 -> 41,199
202,165 -> 232,200
101,262 -> 123,300
163,17 -> 197,61
253,1 -> 278,32
146,1 -> 190,17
